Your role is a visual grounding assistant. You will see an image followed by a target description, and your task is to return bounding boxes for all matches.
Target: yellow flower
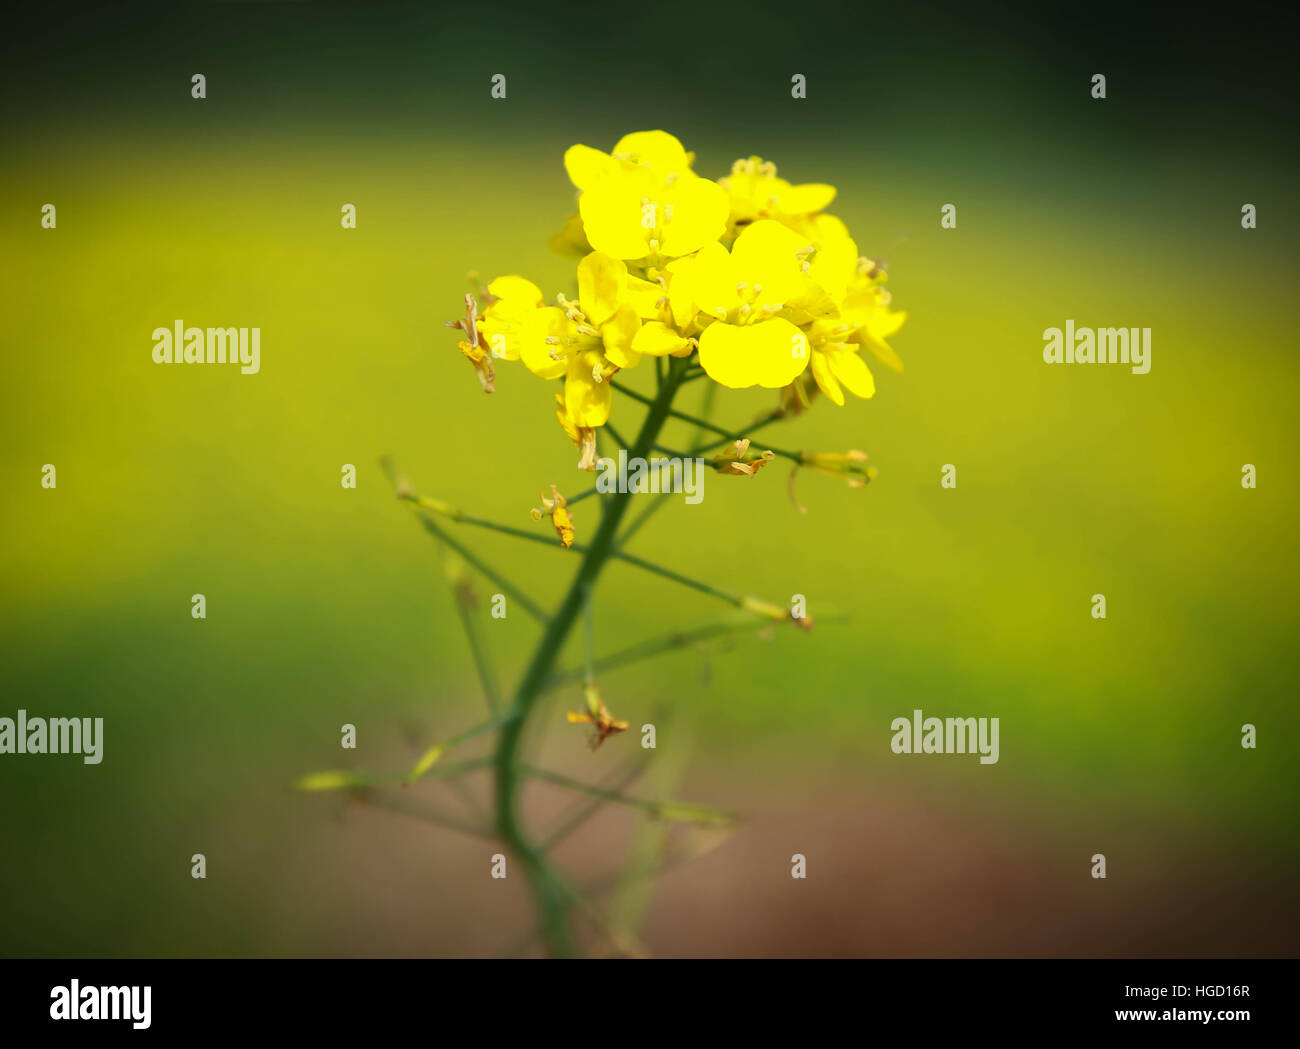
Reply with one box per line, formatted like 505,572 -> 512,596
476,276 -> 563,375
552,252 -> 662,426
449,133 -> 908,462
554,392 -> 597,472
574,251 -> 660,367
473,260 -> 651,428
563,348 -> 615,428
842,264 -> 908,374
567,131 -> 729,261
564,130 -> 697,191
719,156 -> 837,239
792,223 -> 907,406
626,254 -> 708,358
548,211 -> 592,258
692,220 -> 835,389
810,346 -> 874,405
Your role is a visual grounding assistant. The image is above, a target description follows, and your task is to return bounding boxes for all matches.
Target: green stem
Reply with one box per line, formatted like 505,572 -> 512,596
545,613 -> 774,687
688,409 -> 784,456
523,764 -> 734,824
609,380 -> 807,464
539,757 -> 650,853
494,361 -> 690,957
409,510 -> 548,624
451,586 -> 499,712
413,500 -> 759,615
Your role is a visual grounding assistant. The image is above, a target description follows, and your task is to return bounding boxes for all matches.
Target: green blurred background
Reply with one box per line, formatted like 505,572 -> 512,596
2,0 -> 1297,956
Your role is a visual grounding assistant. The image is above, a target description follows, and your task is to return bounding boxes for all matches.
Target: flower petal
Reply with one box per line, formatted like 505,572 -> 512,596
810,348 -> 844,405
697,317 -> 810,390
577,252 -> 626,327
519,307 -> 568,380
779,182 -> 837,214
825,344 -> 876,399
612,130 -> 691,175
632,320 -> 691,358
564,144 -> 615,191
659,177 -> 730,257
601,305 -> 642,368
565,351 -> 612,426
579,170 -> 655,260
624,274 -> 665,319
487,275 -> 544,307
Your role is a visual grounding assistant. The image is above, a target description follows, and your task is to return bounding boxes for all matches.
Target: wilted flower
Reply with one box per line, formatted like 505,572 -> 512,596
567,685 -> 629,749
531,485 -> 576,547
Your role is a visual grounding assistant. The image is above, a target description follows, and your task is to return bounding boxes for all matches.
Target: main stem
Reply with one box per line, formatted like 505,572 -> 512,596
494,358 -> 689,957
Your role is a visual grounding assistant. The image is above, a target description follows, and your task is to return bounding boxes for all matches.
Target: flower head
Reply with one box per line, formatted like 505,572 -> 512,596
448,131 -> 906,464
719,156 -> 837,240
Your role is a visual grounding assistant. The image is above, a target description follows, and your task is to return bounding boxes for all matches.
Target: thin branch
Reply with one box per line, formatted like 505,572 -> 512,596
582,584 -> 596,689
688,409 -> 786,456
448,568 -> 500,713
497,826 -> 735,958
604,420 -> 632,450
406,715 -> 511,785
408,502 -> 549,624
609,380 -> 809,465
353,789 -> 497,841
545,612 -> 798,688
404,494 -> 786,619
522,764 -> 735,825
617,490 -> 672,546
293,755 -> 495,793
539,757 -> 651,853
616,381 -> 719,548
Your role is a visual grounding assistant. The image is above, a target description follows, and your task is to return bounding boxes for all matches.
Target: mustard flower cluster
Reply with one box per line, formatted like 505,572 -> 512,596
449,131 -> 906,467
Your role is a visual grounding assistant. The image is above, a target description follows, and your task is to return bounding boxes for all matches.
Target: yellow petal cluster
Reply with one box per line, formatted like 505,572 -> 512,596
448,131 -> 906,452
